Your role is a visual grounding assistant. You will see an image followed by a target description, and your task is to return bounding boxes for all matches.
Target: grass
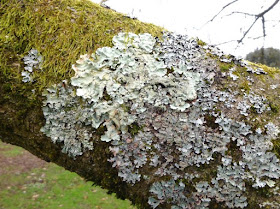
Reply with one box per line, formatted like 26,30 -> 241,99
0,141 -> 25,157
0,140 -> 136,209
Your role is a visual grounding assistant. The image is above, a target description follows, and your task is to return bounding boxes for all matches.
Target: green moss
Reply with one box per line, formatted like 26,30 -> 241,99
103,89 -> 112,101
232,71 -> 240,77
186,152 -> 221,186
270,103 -> 279,114
95,125 -> 107,136
246,179 -> 273,198
177,179 -> 196,194
267,99 -> 279,115
128,122 -> 143,137
208,200 -> 229,209
247,61 -> 280,77
249,106 -> 258,114
239,80 -> 250,93
234,65 -> 249,77
15,109 -> 27,120
218,61 -> 234,72
120,104 -> 130,113
196,38 -> 206,46
271,139 -> 280,158
0,0 -> 165,95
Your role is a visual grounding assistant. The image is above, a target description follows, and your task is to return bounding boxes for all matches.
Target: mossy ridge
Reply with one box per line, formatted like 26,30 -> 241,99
247,61 -> 280,77
0,0 -> 164,94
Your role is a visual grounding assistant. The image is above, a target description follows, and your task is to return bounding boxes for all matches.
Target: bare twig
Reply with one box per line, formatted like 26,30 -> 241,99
210,0 -> 280,46
258,0 -> 279,16
214,39 -> 239,46
224,11 -> 255,18
205,0 -> 239,24
248,35 -> 266,40
237,17 -> 259,43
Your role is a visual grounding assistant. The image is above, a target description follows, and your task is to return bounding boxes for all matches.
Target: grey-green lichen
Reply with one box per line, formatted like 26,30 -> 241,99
40,81 -> 95,157
41,32 -> 280,208
41,32 -> 200,156
22,49 -> 43,83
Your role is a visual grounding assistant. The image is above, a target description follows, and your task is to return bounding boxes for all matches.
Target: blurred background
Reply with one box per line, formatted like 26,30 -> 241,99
0,140 -> 135,209
92,0 -> 280,60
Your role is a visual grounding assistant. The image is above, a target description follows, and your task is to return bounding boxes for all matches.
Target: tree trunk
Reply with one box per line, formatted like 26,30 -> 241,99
1,0 -> 280,208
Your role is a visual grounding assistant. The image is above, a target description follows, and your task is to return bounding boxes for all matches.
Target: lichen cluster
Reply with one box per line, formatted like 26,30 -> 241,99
41,32 -> 280,208
22,49 -> 42,83
40,82 -> 95,157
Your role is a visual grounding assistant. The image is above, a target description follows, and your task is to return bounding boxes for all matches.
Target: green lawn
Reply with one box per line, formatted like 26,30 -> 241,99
0,140 -> 135,209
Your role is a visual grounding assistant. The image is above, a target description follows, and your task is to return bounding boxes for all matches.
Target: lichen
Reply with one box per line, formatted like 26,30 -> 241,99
2,0 -> 280,208
41,32 -> 200,158
40,81 -> 95,157
41,32 -> 280,208
21,49 -> 43,83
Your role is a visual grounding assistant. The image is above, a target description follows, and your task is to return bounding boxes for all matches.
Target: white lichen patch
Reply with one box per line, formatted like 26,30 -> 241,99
265,122 -> 280,138
41,32 -> 280,208
41,32 -> 200,156
40,81 -> 94,158
22,49 -> 42,83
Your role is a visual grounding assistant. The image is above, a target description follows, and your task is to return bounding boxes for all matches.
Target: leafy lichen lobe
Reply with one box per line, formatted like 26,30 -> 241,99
41,32 -> 280,208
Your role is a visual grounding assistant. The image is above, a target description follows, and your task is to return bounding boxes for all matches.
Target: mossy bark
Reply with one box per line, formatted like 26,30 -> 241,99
0,0 -> 164,208
1,0 -> 280,208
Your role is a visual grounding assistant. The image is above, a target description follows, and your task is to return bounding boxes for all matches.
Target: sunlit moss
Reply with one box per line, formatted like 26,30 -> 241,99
218,61 -> 234,72
239,80 -> 251,93
196,38 -> 206,46
246,61 -> 280,77
0,0 -> 165,93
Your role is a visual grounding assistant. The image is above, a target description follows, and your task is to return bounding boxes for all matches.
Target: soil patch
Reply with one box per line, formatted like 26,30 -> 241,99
0,141 -> 47,175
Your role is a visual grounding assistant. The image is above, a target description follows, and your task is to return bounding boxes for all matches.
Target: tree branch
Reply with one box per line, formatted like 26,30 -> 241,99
224,11 -> 255,17
211,0 -> 279,46
206,0 -> 239,23
258,0 -> 280,16
237,16 -> 259,43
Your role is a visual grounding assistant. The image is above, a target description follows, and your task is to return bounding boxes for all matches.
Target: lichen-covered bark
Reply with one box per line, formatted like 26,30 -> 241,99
1,0 -> 280,209
0,0 -> 163,208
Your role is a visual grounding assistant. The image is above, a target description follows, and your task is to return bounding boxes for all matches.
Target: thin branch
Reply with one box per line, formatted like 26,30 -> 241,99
262,16 -> 266,38
226,0 -> 279,44
100,0 -> 108,4
214,39 -> 238,46
205,0 -> 280,46
248,35 -> 266,40
245,0 -> 280,41
237,17 -> 259,43
258,0 -> 280,16
205,0 -> 239,23
224,11 -> 255,18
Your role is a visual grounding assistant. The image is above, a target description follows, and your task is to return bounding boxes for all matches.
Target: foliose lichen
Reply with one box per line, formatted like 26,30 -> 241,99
40,81 -> 94,157
22,49 -> 43,83
41,32 -> 280,208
